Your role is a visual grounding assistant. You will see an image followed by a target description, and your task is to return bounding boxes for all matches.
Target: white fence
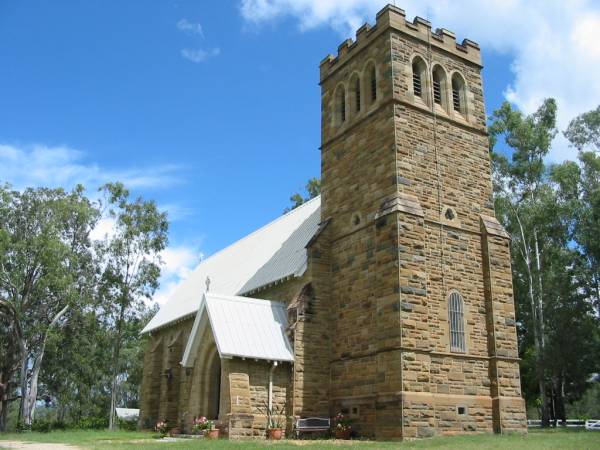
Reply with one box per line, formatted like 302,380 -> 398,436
586,420 -> 600,431
527,419 -> 600,430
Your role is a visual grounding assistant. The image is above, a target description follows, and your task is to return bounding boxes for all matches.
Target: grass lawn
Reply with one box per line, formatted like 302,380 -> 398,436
0,428 -> 599,449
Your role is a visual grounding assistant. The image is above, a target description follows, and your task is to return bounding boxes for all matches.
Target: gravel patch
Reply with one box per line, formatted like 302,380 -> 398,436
0,442 -> 80,450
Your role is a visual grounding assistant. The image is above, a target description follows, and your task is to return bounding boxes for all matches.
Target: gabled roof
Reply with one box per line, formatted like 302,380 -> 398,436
181,293 -> 294,366
142,196 -> 321,333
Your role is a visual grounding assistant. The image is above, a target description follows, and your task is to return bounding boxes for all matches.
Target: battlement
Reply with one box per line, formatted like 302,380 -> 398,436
320,4 -> 481,82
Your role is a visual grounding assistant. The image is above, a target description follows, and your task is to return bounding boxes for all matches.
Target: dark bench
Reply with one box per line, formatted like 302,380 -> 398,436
295,417 -> 330,438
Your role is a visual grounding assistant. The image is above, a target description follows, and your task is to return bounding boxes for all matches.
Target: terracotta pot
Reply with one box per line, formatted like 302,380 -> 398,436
267,428 -> 283,440
169,427 -> 180,437
205,429 -> 220,439
335,429 -> 351,440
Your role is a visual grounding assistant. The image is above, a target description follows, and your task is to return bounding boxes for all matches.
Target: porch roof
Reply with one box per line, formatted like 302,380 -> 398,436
181,292 -> 294,367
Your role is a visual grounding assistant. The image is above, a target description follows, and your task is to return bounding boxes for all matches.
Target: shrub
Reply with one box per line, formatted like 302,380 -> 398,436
118,418 -> 138,431
75,416 -> 109,430
31,419 -> 52,433
15,421 -> 31,433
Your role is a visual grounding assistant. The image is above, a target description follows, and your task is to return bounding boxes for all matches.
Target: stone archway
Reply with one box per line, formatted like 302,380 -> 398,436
205,348 -> 221,419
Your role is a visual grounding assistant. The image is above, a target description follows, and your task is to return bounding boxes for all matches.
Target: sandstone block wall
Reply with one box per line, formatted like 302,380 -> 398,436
318,4 -> 526,438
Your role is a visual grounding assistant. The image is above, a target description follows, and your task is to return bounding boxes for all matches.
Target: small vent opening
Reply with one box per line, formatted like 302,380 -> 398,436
445,208 -> 456,221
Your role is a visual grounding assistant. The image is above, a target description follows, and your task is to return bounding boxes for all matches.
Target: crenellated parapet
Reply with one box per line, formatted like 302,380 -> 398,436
320,4 -> 481,82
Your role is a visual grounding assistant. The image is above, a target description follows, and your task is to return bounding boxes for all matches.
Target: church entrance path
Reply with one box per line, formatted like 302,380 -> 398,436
0,442 -> 81,450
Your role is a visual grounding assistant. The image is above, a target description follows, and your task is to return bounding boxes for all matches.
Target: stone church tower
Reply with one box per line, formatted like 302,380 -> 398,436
138,4 -> 526,440
317,5 -> 525,439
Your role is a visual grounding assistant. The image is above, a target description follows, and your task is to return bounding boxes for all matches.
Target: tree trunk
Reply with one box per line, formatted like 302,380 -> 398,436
26,353 -> 44,424
555,377 -> 566,425
108,303 -> 126,431
19,305 -> 69,426
516,216 -> 549,428
0,377 -> 7,432
18,343 -> 29,426
0,400 -> 7,432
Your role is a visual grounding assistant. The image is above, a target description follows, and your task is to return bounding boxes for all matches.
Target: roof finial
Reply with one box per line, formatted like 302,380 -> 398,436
205,276 -> 211,293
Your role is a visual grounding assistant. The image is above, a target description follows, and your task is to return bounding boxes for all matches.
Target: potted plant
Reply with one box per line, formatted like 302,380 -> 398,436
155,420 -> 168,438
333,412 -> 352,439
258,400 -> 286,440
205,420 -> 219,439
192,416 -> 209,435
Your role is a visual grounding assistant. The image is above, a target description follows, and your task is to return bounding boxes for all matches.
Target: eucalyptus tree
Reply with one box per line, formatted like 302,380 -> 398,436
489,99 -> 559,426
286,177 -> 320,212
95,183 -> 168,430
564,106 -> 600,316
0,184 -> 99,427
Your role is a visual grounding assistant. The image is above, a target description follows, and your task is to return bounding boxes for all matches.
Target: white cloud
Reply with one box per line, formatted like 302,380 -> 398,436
176,18 -> 221,64
177,19 -> 204,37
89,217 -> 117,241
0,143 -> 182,190
239,0 -> 600,161
180,47 -> 221,63
155,246 -> 202,305
161,246 -> 202,280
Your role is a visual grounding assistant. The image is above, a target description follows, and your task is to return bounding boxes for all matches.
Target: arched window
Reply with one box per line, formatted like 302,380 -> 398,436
369,64 -> 377,102
351,75 -> 361,113
451,73 -> 466,115
448,292 -> 466,353
412,57 -> 427,101
335,85 -> 346,125
432,65 -> 447,109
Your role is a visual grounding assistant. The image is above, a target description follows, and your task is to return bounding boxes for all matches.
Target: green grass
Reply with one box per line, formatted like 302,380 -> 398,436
0,428 -> 599,449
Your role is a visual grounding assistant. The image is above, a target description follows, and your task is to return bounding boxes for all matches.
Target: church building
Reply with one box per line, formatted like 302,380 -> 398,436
139,4 -> 527,439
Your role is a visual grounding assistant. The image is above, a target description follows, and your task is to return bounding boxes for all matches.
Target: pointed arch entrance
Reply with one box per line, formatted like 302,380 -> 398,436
205,347 -> 221,419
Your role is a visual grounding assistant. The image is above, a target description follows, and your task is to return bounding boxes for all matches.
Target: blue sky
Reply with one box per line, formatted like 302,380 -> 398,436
1,0 -> 599,303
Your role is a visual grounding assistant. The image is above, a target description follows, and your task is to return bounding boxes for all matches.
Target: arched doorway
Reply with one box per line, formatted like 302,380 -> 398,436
205,348 -> 221,419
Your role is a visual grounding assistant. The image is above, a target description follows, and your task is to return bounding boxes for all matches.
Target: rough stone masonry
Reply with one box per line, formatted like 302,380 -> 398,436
138,4 -> 527,440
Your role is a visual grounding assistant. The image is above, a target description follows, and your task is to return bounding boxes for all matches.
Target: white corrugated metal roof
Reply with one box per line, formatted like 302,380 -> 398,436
181,293 -> 294,365
143,196 -> 321,333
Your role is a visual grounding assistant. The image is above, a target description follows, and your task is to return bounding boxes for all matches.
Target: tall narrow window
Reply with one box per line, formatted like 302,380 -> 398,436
432,69 -> 442,104
336,86 -> 346,125
448,292 -> 466,353
412,57 -> 427,100
354,76 -> 361,113
370,65 -> 377,102
433,76 -> 441,104
452,73 -> 466,114
413,69 -> 421,97
432,65 -> 448,111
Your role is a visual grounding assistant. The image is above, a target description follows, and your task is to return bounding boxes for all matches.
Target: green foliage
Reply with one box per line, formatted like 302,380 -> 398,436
566,383 -> 600,420
0,184 -> 100,428
31,417 -> 66,433
75,416 -> 109,430
564,105 -> 600,152
0,181 -> 165,432
285,177 -> 320,212
118,418 -> 138,431
490,100 -> 600,423
96,182 -> 168,429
